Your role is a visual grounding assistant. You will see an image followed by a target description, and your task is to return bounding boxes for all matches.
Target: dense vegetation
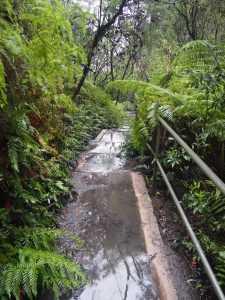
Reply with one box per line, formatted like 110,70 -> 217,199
1,0 -> 225,298
107,5 -> 225,296
0,0 -> 123,299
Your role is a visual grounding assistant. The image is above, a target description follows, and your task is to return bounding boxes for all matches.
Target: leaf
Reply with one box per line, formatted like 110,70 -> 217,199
55,181 -> 68,192
0,59 -> 7,107
7,137 -> 21,172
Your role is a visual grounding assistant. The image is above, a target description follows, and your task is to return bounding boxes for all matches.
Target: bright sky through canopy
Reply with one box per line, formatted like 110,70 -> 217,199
72,0 -> 100,13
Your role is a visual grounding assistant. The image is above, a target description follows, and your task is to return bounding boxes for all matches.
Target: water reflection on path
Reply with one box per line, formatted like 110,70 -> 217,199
41,127 -> 158,300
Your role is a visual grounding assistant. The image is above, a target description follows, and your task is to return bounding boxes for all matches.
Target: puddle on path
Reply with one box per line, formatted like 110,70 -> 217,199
38,128 -> 158,300
63,173 -> 158,300
82,129 -> 128,173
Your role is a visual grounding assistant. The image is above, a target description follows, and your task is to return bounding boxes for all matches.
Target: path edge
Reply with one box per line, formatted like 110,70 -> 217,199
95,129 -> 107,142
131,172 -> 178,300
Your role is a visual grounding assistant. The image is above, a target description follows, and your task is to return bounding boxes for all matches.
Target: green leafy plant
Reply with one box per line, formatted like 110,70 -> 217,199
183,181 -> 225,231
0,1 -> 126,299
0,226 -> 86,300
0,248 -> 86,300
106,40 -> 225,294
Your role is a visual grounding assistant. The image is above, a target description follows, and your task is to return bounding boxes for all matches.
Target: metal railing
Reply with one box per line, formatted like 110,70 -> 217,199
147,117 -> 225,300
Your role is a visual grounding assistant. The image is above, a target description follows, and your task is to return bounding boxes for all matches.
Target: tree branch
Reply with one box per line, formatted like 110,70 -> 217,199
72,0 -> 129,102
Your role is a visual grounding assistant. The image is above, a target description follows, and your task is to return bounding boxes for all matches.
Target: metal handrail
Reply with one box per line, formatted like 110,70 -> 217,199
158,117 -> 225,196
149,117 -> 225,300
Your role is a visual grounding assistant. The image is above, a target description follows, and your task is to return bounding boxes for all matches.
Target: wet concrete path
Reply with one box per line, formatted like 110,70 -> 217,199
59,128 -> 158,299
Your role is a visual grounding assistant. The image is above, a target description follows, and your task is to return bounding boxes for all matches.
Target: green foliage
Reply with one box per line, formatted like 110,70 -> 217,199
183,229 -> 225,285
217,252 -> 225,285
0,225 -> 86,300
163,146 -> 191,169
7,137 -> 20,172
0,247 -> 86,300
0,59 -> 6,105
130,119 -> 148,154
81,82 -> 125,128
174,40 -> 225,73
21,0 -> 85,93
14,227 -> 83,251
107,80 -> 149,96
107,80 -> 175,153
54,94 -> 78,114
107,41 -> 225,164
107,39 -> 225,293
0,1 -> 125,299
183,181 -> 225,232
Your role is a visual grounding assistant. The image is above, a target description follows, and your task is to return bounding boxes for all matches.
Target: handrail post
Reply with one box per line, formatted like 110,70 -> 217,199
152,124 -> 161,195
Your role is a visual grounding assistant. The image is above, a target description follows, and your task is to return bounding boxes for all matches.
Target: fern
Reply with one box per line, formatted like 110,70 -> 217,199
107,80 -> 180,104
0,0 -> 13,15
0,59 -> 6,107
130,119 -> 149,154
7,137 -> 21,172
174,40 -> 225,73
0,248 -> 86,300
217,252 -> 225,284
54,94 -> 77,114
107,79 -> 149,96
14,227 -> 83,251
0,2 -> 114,299
159,105 -> 173,121
147,102 -> 173,129
0,226 -> 86,299
21,0 -> 85,92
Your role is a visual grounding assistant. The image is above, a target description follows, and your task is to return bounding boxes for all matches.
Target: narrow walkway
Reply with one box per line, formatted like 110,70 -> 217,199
60,127 -> 159,300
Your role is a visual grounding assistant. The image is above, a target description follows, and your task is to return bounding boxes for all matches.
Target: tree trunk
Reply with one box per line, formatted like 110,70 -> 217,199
72,0 -> 129,102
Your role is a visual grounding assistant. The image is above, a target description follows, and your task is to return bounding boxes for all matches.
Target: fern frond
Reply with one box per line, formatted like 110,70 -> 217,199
7,137 -> 21,172
147,103 -> 173,129
54,94 -> 77,114
174,40 -> 225,73
14,227 -> 83,252
0,59 -> 6,107
106,80 -> 149,95
106,80 -> 181,107
159,105 -> 173,121
0,248 -> 86,300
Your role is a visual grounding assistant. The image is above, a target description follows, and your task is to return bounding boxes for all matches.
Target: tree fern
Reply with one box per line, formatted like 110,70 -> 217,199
174,40 -> 225,73
147,102 -> 173,129
107,79 -> 177,97
21,0 -> 85,93
107,80 -> 149,96
130,119 -> 149,154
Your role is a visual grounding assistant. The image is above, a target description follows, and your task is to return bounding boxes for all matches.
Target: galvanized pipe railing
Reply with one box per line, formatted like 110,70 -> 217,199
152,124 -> 161,195
158,117 -> 225,196
148,117 -> 225,300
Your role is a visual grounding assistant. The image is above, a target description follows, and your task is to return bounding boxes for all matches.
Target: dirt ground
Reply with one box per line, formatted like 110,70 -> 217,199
150,187 -> 218,300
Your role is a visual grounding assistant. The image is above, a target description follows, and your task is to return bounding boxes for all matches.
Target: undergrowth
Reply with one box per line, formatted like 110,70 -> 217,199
0,1 -> 124,299
107,40 -> 225,295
